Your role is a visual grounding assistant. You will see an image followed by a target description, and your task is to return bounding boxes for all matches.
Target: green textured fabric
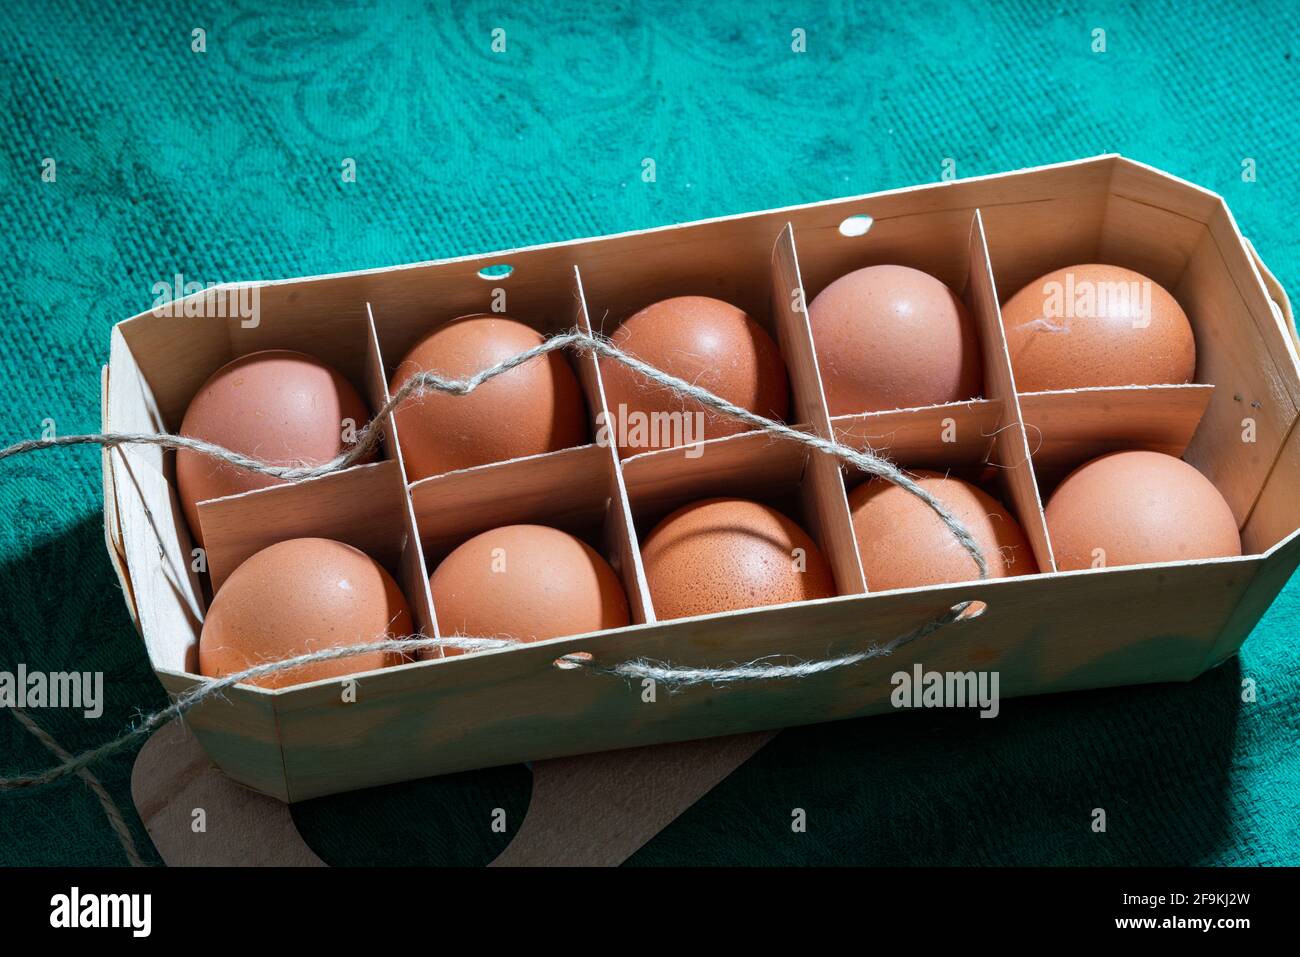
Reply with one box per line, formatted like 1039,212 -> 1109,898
2,0 -> 1298,867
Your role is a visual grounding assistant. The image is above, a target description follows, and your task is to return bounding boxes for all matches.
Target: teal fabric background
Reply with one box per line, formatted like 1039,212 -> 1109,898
1,0 -> 1297,866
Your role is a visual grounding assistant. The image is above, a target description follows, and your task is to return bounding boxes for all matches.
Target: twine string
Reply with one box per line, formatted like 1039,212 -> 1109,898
0,329 -> 989,579
7,708 -> 146,864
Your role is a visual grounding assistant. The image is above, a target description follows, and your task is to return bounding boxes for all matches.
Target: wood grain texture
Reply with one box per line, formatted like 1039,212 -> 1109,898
1019,384 -> 1215,490
1178,224 -> 1299,528
199,460 -> 409,591
107,328 -> 205,674
831,399 -> 1003,467
237,553 -> 1264,800
410,444 -> 612,562
574,264 -> 657,624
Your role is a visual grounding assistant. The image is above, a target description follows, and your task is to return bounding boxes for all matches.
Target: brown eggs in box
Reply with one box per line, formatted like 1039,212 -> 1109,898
102,155 -> 1300,801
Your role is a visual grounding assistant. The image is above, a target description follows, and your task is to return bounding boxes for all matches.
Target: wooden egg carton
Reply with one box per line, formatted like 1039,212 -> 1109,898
101,155 -> 1300,801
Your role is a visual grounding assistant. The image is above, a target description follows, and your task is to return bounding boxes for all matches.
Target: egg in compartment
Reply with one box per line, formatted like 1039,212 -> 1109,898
639,497 -> 836,621
807,265 -> 983,416
428,524 -> 630,651
176,350 -> 372,547
598,296 -> 790,456
1045,450 -> 1240,571
1000,264 -> 1196,392
848,471 -> 1038,590
199,538 -> 413,689
390,315 -> 588,481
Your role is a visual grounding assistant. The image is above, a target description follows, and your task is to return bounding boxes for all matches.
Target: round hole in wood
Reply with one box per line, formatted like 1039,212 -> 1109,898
955,600 -> 987,621
838,214 -> 874,237
553,651 -> 593,670
477,262 -> 514,280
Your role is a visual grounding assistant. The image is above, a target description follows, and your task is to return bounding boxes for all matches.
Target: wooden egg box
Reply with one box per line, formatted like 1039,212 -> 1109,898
101,155 -> 1300,801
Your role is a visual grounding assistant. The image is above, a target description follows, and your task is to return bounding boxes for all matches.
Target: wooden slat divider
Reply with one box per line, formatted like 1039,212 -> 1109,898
965,210 -> 1058,574
771,223 -> 868,596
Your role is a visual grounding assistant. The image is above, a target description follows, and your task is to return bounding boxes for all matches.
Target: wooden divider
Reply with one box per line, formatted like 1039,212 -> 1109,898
770,224 -> 868,596
571,220 -> 867,611
363,306 -> 440,648
571,265 -> 656,623
620,430 -> 808,527
786,207 -> 1058,585
198,460 -> 409,592
963,210 -> 1058,574
830,399 -> 1004,467
1018,384 -> 1215,491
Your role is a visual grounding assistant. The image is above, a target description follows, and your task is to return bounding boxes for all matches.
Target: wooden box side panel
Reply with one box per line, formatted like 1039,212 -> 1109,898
156,671 -> 289,801
263,557 -> 1259,800
106,327 -> 205,674
1176,220 -> 1300,539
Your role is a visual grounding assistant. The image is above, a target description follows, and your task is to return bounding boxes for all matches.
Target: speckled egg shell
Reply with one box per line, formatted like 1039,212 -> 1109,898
598,296 -> 790,455
640,497 -> 836,621
1001,263 -> 1196,391
176,350 -> 371,548
848,471 -> 1037,590
199,538 -> 412,689
1045,450 -> 1240,571
429,524 -> 629,652
808,265 -> 983,416
390,315 -> 587,481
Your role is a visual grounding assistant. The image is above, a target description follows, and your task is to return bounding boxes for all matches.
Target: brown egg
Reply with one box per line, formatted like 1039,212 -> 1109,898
176,350 -> 371,547
848,471 -> 1037,590
1045,451 -> 1240,571
199,538 -> 412,689
1001,264 -> 1196,391
598,296 -> 790,455
429,524 -> 629,652
390,315 -> 587,481
808,265 -> 982,416
641,497 -> 835,621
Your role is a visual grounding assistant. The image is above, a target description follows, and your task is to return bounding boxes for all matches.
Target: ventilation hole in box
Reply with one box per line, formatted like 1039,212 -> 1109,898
838,214 -> 874,238
477,263 -> 514,280
955,600 -> 987,620
554,651 -> 593,670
